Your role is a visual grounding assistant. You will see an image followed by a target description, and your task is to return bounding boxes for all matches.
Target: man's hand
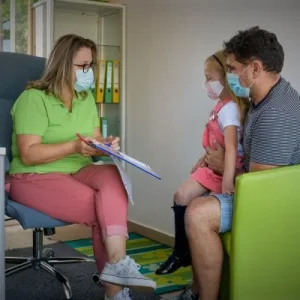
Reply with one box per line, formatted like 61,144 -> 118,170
191,155 -> 207,174
205,141 -> 225,175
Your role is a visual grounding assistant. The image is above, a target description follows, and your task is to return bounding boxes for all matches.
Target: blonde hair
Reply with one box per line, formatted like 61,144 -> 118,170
27,34 -> 97,99
205,50 -> 249,124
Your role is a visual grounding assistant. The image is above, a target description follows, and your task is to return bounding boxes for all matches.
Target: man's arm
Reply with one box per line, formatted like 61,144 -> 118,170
205,142 -> 245,176
249,162 -> 279,172
249,107 -> 300,172
205,142 -> 225,175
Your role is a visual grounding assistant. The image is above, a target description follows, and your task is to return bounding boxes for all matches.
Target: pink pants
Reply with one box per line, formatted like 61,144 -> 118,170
9,164 -> 128,273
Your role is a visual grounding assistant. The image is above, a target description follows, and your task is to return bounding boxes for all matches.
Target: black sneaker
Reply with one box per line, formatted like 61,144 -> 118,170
173,287 -> 198,300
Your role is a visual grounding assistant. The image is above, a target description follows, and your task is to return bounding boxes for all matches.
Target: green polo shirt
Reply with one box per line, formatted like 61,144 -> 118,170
9,88 -> 99,175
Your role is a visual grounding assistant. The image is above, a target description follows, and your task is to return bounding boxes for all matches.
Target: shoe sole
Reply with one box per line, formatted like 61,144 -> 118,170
100,273 -> 157,291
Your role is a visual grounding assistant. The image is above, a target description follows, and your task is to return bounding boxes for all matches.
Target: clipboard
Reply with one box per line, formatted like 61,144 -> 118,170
76,134 -> 161,180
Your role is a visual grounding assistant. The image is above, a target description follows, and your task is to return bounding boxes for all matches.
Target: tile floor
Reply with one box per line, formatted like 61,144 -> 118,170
5,222 -> 181,298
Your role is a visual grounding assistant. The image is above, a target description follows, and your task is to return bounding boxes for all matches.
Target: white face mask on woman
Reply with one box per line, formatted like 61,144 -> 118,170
204,80 -> 224,100
74,68 -> 95,92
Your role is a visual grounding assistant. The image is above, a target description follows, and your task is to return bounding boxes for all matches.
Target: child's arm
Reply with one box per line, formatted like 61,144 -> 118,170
222,125 -> 238,194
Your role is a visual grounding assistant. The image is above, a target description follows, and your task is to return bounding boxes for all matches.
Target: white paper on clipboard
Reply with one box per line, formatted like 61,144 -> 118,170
111,156 -> 134,205
77,134 -> 161,180
90,140 -> 161,180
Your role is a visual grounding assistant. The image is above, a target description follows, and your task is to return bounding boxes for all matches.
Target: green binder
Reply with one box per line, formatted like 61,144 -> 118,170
104,60 -> 113,103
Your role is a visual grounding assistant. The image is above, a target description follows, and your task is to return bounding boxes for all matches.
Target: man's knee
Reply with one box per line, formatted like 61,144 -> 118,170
185,196 -> 220,234
174,187 -> 189,206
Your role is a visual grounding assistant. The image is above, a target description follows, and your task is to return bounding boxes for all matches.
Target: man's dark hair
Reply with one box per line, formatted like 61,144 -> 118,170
224,26 -> 284,73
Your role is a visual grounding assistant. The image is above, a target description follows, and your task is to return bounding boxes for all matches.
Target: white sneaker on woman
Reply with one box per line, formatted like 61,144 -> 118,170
104,287 -> 132,300
100,255 -> 157,290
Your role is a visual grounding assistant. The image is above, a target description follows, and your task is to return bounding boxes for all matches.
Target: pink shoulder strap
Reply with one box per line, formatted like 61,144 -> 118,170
213,97 -> 232,114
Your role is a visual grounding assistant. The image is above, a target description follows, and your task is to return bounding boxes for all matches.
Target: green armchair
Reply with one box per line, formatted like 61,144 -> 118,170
220,165 -> 300,300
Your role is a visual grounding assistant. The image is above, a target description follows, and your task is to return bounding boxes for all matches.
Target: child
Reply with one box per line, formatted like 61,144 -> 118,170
191,55 -> 246,195
155,50 -> 249,287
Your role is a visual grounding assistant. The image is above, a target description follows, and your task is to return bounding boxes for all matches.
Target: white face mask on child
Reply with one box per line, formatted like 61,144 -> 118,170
204,80 -> 224,100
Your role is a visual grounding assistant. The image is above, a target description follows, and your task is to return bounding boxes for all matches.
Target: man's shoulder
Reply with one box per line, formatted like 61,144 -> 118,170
265,78 -> 300,121
277,78 -> 300,102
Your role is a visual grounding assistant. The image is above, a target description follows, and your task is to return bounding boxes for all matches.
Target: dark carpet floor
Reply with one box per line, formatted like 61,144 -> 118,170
5,242 -> 162,300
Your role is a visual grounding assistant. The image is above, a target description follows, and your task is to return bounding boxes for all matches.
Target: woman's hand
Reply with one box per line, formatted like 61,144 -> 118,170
191,155 -> 207,174
205,141 -> 225,175
73,137 -> 99,157
101,136 -> 120,151
92,136 -> 121,156
222,178 -> 235,195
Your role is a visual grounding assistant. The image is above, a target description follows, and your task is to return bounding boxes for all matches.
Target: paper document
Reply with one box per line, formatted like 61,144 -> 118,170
76,134 -> 161,180
111,156 -> 134,205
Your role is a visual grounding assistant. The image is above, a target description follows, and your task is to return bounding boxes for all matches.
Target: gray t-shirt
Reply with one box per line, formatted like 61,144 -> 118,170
243,78 -> 300,171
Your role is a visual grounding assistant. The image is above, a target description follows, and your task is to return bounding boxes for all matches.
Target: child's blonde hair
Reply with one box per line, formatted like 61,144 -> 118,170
205,50 -> 249,124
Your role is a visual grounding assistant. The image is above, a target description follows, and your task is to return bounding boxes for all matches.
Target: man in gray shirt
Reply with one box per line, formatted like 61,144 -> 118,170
183,27 -> 300,300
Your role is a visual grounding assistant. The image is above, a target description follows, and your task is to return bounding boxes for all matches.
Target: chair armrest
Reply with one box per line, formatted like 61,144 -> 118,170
232,165 -> 300,248
229,165 -> 300,299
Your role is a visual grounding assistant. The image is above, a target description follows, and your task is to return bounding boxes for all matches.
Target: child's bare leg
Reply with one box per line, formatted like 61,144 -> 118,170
174,179 -> 208,206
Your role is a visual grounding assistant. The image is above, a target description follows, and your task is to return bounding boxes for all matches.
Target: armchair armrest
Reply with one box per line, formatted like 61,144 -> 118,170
229,165 -> 300,299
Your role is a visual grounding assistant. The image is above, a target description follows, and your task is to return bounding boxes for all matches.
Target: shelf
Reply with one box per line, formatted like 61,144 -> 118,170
55,0 -> 122,17
32,0 -> 125,155
97,44 -> 120,48
96,102 -> 120,105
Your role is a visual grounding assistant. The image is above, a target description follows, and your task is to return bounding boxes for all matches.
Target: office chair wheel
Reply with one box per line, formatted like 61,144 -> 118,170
43,248 -> 55,258
92,272 -> 101,283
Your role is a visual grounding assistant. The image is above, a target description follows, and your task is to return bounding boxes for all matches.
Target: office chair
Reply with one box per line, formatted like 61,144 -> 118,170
0,52 -> 94,300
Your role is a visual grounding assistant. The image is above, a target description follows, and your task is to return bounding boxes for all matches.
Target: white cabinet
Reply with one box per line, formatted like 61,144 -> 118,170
32,0 -> 126,152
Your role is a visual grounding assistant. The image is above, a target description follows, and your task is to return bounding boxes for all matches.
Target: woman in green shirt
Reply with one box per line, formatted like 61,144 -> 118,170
8,34 -> 156,300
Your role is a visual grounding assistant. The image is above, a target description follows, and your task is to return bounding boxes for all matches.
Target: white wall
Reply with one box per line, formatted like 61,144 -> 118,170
114,0 -> 300,235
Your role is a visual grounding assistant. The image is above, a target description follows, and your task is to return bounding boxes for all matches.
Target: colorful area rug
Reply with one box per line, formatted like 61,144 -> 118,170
64,232 -> 192,295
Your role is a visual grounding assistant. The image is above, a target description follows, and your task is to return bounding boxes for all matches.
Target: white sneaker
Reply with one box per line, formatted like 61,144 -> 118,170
105,287 -> 132,300
100,255 -> 157,290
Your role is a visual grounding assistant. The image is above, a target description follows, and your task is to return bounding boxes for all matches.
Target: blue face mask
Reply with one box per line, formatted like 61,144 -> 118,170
74,68 -> 95,92
226,66 -> 254,98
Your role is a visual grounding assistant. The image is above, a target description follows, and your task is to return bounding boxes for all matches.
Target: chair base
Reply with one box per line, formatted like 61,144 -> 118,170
5,228 -> 94,300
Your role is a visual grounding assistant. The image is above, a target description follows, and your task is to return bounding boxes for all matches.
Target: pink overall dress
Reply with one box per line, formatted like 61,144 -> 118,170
191,98 -> 243,194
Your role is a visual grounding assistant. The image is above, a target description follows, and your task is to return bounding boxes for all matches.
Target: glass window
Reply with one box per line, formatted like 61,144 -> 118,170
0,0 -> 11,52
0,0 -> 40,53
